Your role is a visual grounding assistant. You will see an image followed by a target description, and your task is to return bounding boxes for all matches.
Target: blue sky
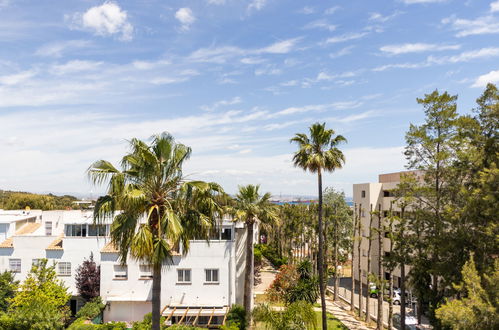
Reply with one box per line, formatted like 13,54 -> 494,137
1,0 -> 498,197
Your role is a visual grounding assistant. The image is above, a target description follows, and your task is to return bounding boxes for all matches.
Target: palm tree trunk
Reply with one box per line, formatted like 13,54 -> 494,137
152,263 -> 162,330
333,216 -> 339,301
244,220 -> 254,319
357,204 -> 363,318
388,270 -> 393,330
400,206 -> 406,330
317,170 -> 327,330
377,204 -> 384,330
350,203 -> 358,312
365,204 -> 373,324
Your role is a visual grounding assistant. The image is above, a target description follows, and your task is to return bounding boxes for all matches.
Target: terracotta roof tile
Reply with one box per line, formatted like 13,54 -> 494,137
101,241 -> 119,253
0,222 -> 42,248
46,235 -> 63,251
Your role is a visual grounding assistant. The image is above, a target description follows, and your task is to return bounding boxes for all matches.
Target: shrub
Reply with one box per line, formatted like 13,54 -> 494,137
225,304 -> 247,329
76,297 -> 105,320
253,301 -> 316,330
266,264 -> 299,303
254,244 -> 288,268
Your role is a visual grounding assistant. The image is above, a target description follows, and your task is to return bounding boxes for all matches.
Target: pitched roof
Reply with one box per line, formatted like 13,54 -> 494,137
101,241 -> 119,253
0,222 -> 42,248
46,235 -> 63,251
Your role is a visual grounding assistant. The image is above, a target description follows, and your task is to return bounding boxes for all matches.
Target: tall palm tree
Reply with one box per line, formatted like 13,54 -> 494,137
87,133 -> 224,330
231,184 -> 277,318
291,122 -> 346,330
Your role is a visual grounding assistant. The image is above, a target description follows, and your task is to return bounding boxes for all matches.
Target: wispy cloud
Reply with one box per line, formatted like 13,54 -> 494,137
368,11 -> 402,23
380,43 -> 460,55
402,0 -> 446,4
187,38 -> 301,63
201,97 -> 242,111
472,69 -> 499,88
324,6 -> 340,15
325,32 -> 369,44
274,101 -> 363,116
492,1 -> 499,12
248,0 -> 267,12
442,15 -> 499,37
329,46 -> 355,58
35,40 -> 92,58
304,19 -> 336,32
68,2 -> 133,41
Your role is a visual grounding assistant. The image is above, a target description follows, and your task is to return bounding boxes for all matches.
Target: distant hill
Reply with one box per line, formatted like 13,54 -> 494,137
0,190 -> 84,211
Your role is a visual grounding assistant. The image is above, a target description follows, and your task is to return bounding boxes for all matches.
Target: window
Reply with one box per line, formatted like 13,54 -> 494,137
139,265 -> 153,279
361,190 -> 366,198
177,269 -> 191,284
384,251 -> 391,258
9,259 -> 21,273
221,228 -> 232,240
383,190 -> 391,197
205,269 -> 219,283
88,224 -> 108,237
65,224 -> 87,237
58,262 -> 71,276
383,211 -> 389,218
32,258 -> 43,266
384,231 -> 390,238
113,265 -> 128,279
45,221 -> 52,236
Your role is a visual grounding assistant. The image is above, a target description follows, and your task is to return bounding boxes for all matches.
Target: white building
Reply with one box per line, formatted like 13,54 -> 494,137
352,171 -> 422,288
0,209 -> 251,326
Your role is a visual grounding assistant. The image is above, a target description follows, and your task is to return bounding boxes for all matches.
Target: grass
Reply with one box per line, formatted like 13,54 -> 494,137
253,311 -> 347,330
316,311 -> 349,330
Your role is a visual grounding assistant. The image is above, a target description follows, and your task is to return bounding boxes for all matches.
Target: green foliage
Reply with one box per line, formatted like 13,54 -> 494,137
286,261 -> 319,304
436,255 -> 498,330
0,190 -> 81,210
253,301 -> 317,330
3,259 -> 71,329
255,244 -> 287,268
76,297 -> 105,320
0,271 -> 18,312
68,319 -> 128,330
225,304 -> 247,330
167,325 -> 205,330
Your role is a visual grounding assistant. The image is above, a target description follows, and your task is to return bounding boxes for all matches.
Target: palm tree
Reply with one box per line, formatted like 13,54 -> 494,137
291,122 -> 346,330
231,184 -> 277,318
87,133 -> 224,330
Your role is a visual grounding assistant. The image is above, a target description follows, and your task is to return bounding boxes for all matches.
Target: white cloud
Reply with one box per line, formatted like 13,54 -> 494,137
472,70 -> 499,88
329,46 -> 355,58
442,15 -> 499,37
248,0 -> 266,12
207,0 -> 225,5
304,19 -> 336,31
240,57 -> 266,64
175,7 -> 196,31
428,47 -> 499,64
188,38 -> 301,63
325,32 -> 369,44
402,0 -> 446,3
369,11 -> 401,22
201,97 -> 242,111
380,43 -> 460,55
35,40 -> 92,58
72,2 -> 133,41
51,60 -> 103,75
324,6 -> 340,15
274,101 -> 362,116
261,38 -> 301,54
298,6 -> 315,15
0,70 -> 36,85
492,1 -> 499,12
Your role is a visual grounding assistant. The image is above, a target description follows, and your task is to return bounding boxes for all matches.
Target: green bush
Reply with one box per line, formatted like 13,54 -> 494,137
68,318 -> 127,330
255,244 -> 288,268
76,297 -> 105,320
225,304 -> 247,330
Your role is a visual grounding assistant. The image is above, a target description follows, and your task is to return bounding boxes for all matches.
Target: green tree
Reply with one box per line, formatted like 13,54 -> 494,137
290,122 -> 346,330
0,271 -> 18,312
436,254 -> 498,330
6,259 -> 71,329
231,184 -> 277,318
88,132 -> 224,330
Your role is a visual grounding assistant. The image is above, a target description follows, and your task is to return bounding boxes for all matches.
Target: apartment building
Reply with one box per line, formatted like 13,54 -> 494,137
0,209 -> 251,326
352,171 -> 422,289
